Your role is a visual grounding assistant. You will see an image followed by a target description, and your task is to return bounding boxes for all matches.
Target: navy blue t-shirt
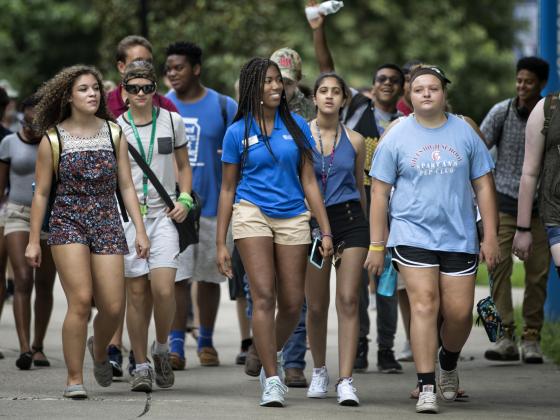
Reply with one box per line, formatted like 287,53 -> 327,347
222,112 -> 314,218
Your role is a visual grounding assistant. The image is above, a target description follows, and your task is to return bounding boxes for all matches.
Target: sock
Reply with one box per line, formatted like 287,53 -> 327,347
417,372 -> 436,392
136,362 -> 151,372
198,326 -> 214,351
265,375 -> 281,384
169,330 -> 185,356
154,341 -> 169,355
439,346 -> 460,371
241,338 -> 252,352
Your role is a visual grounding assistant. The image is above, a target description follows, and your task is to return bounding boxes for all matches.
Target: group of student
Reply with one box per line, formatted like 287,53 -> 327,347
1,8 -> 559,418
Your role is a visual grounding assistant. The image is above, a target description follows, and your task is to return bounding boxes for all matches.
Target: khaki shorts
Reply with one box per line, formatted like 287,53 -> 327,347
5,202 -> 32,235
0,200 -> 7,228
232,199 -> 311,245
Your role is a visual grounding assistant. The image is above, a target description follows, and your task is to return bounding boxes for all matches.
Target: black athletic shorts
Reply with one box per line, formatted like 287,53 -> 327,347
391,245 -> 478,276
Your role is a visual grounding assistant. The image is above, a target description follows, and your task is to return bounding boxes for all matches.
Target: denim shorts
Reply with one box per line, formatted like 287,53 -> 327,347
545,225 -> 560,247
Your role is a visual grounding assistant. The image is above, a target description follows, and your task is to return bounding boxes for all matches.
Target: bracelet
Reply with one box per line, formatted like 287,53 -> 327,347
321,232 -> 333,238
177,192 -> 194,210
370,240 -> 385,245
516,225 -> 531,232
369,245 -> 385,252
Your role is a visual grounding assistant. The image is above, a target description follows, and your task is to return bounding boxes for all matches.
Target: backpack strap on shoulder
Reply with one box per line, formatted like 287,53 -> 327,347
107,120 -> 122,158
541,93 -> 559,138
45,127 -> 61,180
219,94 -> 228,129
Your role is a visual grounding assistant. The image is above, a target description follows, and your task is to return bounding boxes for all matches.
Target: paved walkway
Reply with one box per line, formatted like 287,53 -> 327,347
0,279 -> 558,419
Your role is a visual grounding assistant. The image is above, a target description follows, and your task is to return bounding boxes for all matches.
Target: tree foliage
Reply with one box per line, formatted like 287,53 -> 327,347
0,0 -> 524,121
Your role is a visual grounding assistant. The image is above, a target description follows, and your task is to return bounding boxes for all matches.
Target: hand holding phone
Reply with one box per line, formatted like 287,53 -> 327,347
309,237 -> 324,269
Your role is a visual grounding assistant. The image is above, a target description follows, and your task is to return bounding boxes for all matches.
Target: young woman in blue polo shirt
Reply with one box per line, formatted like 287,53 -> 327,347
216,57 -> 333,407
304,73 -> 368,406
365,66 -> 500,414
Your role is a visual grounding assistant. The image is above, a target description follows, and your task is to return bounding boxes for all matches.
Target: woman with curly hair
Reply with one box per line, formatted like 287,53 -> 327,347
216,57 -> 333,407
25,65 -> 149,399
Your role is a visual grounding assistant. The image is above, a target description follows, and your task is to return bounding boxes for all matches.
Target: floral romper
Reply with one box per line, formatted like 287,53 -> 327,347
47,122 -> 128,254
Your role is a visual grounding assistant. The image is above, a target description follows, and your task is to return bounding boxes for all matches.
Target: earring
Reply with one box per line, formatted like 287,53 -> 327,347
260,100 -> 264,105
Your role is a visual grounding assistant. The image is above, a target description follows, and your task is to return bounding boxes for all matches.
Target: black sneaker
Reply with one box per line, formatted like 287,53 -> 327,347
377,349 -> 403,373
128,350 -> 136,377
353,337 -> 369,372
107,345 -> 123,378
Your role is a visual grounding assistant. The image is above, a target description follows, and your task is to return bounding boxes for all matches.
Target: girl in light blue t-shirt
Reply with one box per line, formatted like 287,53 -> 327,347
364,66 -> 500,414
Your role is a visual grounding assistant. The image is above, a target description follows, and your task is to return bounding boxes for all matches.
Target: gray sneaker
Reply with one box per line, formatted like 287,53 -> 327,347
520,340 -> 544,364
87,336 -> 113,387
151,342 -> 174,388
63,384 -> 88,399
131,367 -> 153,392
484,336 -> 519,361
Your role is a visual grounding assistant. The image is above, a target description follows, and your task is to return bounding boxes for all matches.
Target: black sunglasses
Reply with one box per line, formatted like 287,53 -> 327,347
124,83 -> 156,95
375,75 -> 401,85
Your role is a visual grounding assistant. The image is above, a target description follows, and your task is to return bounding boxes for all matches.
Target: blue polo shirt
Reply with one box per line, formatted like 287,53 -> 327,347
222,112 -> 314,218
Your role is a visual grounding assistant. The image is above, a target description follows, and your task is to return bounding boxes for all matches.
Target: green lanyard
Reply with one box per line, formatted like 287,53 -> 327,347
128,107 -> 157,216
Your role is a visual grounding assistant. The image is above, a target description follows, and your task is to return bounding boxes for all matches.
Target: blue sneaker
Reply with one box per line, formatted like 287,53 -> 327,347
107,345 -> 123,378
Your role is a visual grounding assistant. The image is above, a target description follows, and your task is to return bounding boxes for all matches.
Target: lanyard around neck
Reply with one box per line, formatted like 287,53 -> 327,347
128,107 -> 157,208
315,120 -> 340,200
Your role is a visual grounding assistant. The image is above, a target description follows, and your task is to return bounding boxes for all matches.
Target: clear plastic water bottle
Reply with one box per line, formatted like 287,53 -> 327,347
305,1 -> 344,21
377,250 -> 397,297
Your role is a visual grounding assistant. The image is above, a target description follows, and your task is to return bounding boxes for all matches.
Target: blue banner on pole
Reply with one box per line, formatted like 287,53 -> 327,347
539,0 -> 560,94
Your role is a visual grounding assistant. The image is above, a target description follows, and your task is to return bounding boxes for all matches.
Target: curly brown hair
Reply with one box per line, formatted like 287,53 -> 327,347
34,65 -> 113,135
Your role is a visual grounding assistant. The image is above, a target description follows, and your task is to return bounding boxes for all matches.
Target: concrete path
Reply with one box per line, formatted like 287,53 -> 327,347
0,279 -> 558,419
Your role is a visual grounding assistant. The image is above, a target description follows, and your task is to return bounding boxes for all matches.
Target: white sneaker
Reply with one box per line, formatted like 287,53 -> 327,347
416,385 -> 439,413
307,366 -> 329,398
259,351 -> 284,389
437,362 -> 459,401
397,340 -> 413,362
260,376 -> 288,407
336,377 -> 359,406
368,294 -> 376,311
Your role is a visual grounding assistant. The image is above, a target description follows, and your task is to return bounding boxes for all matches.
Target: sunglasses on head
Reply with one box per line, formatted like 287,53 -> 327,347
124,83 -> 156,95
375,75 -> 401,85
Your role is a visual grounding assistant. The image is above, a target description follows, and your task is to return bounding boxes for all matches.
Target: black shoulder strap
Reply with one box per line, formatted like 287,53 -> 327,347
219,94 -> 228,129
127,142 -> 175,210
541,93 -> 559,138
496,99 -> 512,147
106,120 -> 129,222
344,93 -> 370,124
168,109 -> 176,147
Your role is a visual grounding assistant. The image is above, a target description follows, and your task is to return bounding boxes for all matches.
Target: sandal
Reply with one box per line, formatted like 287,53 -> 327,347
32,346 -> 51,367
15,351 -> 33,370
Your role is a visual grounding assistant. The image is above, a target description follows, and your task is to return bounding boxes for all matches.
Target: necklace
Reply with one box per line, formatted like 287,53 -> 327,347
315,120 -> 340,200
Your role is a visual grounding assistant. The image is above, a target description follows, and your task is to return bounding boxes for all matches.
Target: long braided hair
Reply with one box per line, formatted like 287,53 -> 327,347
234,57 -> 312,170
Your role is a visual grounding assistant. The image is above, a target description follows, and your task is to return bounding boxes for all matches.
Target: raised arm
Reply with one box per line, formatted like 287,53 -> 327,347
513,98 -> 546,260
307,1 -> 335,73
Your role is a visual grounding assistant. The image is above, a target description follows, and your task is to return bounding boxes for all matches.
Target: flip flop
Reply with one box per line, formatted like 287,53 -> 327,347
15,351 -> 33,370
32,346 -> 51,367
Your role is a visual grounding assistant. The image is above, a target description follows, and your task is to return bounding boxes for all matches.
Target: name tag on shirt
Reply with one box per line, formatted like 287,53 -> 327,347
283,134 -> 293,140
246,135 -> 259,147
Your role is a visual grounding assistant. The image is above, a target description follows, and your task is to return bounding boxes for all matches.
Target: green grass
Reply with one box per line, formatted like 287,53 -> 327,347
476,261 -> 525,288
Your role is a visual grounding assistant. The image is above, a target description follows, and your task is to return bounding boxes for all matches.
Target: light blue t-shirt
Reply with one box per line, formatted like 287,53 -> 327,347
166,88 -> 237,217
222,112 -> 315,218
370,114 -> 494,254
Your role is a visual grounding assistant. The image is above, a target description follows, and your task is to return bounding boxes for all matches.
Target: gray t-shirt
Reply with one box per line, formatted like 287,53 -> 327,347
117,108 -> 187,218
0,133 -> 39,206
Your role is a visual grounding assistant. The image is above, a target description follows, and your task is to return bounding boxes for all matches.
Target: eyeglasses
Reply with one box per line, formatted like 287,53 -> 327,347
332,241 -> 345,269
375,75 -> 401,85
124,83 -> 156,95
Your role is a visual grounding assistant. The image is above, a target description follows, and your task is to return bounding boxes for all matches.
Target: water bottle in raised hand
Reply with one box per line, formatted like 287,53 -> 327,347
305,1 -> 344,22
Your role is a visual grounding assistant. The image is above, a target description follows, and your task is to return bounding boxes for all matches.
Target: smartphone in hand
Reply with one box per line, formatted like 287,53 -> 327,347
309,237 -> 324,269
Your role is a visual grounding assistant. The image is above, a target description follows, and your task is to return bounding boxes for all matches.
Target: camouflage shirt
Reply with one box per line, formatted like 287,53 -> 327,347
288,89 -> 316,121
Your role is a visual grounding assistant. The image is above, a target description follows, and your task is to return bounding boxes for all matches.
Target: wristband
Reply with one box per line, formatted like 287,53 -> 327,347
369,245 -> 385,252
321,232 -> 333,238
370,240 -> 385,245
516,225 -> 531,232
177,192 -> 194,210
